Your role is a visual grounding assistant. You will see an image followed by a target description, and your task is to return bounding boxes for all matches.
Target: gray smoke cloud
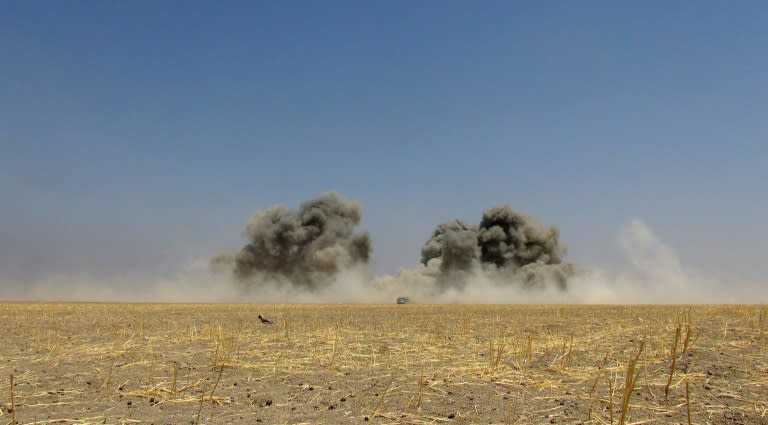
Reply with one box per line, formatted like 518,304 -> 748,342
211,192 -> 371,291
420,220 -> 479,288
213,195 -> 574,297
420,205 -> 575,291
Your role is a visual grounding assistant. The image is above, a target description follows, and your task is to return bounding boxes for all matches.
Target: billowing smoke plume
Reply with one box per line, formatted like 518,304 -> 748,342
212,192 -> 371,290
420,220 -> 479,288
421,205 -> 575,290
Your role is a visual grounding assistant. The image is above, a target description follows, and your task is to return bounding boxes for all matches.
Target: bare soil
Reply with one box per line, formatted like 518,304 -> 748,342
0,303 -> 766,425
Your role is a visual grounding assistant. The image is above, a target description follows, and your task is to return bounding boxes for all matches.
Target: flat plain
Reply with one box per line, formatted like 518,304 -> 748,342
0,303 -> 766,425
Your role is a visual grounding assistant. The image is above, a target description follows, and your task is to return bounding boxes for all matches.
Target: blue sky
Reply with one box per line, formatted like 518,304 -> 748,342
2,1 -> 767,286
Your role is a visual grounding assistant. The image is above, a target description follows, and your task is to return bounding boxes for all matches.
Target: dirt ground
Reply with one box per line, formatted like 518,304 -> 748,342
0,303 -> 766,425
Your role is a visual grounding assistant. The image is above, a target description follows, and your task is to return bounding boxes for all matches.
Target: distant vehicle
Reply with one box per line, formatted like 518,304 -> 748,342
396,296 -> 410,304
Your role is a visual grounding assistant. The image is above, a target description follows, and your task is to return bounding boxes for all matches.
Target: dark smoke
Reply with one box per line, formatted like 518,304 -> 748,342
420,220 -> 479,288
212,192 -> 371,290
421,205 -> 574,290
478,206 -> 565,267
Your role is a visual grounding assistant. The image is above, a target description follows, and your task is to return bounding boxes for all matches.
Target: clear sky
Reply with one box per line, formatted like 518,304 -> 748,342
2,1 -> 767,290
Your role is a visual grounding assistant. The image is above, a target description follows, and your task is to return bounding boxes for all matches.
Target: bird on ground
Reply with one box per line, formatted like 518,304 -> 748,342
258,314 -> 274,325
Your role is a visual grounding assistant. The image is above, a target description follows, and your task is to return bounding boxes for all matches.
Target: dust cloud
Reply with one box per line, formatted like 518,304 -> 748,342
419,205 -> 575,291
0,192 -> 762,303
372,218 -> 762,304
211,192 -> 371,292
0,258 -> 242,303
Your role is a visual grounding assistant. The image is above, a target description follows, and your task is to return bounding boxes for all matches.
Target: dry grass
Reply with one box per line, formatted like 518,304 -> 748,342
0,303 -> 766,424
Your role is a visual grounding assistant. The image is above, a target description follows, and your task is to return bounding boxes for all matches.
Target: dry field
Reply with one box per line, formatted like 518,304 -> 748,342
1,303 -> 767,425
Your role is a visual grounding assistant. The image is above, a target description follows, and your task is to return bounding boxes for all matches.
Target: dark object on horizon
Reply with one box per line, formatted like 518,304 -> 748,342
258,314 -> 274,324
396,296 -> 410,304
